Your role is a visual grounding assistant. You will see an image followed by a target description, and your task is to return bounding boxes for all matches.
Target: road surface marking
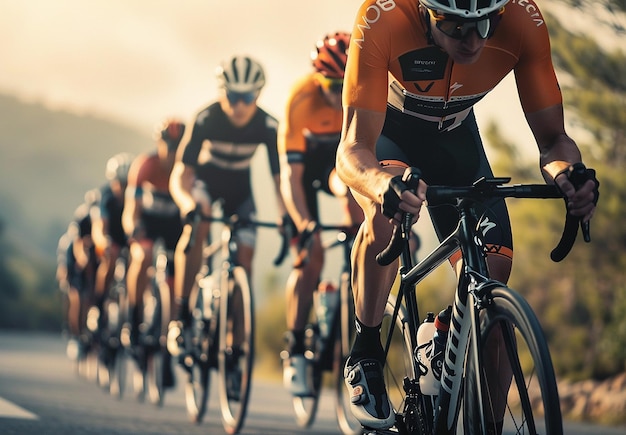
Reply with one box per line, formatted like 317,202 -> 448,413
0,396 -> 38,420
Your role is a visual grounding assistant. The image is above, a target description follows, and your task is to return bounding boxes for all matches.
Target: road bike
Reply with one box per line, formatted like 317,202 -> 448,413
375,166 -> 591,435
96,247 -> 130,399
177,212 -> 287,434
121,237 -> 174,406
283,223 -> 362,434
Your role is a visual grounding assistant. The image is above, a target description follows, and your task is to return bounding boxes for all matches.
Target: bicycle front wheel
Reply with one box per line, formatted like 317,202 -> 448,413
381,294 -> 416,426
218,266 -> 254,434
463,286 -> 563,435
291,324 -> 322,428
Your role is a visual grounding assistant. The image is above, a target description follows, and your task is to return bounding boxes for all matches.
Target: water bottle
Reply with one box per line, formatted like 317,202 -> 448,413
198,273 -> 219,320
416,305 -> 452,395
431,305 -> 452,383
416,312 -> 438,395
315,280 -> 338,339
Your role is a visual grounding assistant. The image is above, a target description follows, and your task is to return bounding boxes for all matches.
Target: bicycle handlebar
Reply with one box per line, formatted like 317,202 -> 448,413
376,171 -> 591,266
183,213 -> 290,266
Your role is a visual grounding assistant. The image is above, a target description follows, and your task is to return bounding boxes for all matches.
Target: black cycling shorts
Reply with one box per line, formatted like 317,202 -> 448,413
376,107 -> 513,261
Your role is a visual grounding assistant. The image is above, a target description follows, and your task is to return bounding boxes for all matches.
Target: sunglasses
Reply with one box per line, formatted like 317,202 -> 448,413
428,7 -> 505,40
317,75 -> 344,94
226,91 -> 257,105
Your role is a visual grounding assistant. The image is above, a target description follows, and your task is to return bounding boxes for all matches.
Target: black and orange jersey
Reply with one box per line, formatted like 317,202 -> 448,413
278,73 -> 343,162
344,0 -> 561,131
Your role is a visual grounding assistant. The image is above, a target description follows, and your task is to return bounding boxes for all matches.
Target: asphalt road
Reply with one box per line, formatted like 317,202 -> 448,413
1,331 -> 624,435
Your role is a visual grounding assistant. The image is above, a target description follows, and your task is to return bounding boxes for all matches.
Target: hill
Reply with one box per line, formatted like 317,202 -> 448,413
0,93 -> 150,255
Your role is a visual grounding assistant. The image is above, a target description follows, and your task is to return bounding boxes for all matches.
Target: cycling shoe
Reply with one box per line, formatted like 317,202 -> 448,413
344,357 -> 394,430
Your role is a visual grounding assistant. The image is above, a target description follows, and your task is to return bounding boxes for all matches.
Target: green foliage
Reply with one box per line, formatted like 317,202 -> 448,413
484,123 -> 626,381
546,11 -> 626,169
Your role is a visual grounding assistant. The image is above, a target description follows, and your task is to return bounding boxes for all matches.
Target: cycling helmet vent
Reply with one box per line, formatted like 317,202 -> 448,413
216,55 -> 266,93
420,0 -> 509,18
311,31 -> 351,78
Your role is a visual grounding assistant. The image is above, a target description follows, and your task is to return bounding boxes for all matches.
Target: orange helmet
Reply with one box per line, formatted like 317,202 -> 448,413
311,32 -> 350,79
155,118 -> 186,151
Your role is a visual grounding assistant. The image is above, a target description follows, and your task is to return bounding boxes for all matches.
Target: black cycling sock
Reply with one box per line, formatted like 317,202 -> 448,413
129,304 -> 140,329
175,297 -> 191,327
350,317 -> 385,365
287,329 -> 306,355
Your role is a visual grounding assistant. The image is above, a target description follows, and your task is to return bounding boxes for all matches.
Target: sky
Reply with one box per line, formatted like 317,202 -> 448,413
1,0 -> 533,141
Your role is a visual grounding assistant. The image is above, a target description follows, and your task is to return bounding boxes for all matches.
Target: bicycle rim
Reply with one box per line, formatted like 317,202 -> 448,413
218,266 -> 254,434
463,286 -> 563,435
185,358 -> 210,423
333,272 -> 361,435
108,345 -> 128,399
381,295 -> 416,432
144,259 -> 170,407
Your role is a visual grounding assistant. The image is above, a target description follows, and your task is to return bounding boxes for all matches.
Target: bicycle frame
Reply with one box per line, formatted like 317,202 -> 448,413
382,177 -> 569,434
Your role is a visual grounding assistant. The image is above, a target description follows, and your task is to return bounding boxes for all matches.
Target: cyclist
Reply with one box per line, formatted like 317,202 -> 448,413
335,0 -> 599,431
121,118 -> 185,386
92,152 -> 134,337
278,31 -> 364,396
167,55 -> 287,379
57,190 -> 100,360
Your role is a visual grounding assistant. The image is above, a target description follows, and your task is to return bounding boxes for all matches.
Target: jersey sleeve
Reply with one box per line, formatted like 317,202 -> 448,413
513,4 -> 562,114
278,82 -> 309,159
181,109 -> 209,167
343,0 -> 394,113
264,114 -> 281,176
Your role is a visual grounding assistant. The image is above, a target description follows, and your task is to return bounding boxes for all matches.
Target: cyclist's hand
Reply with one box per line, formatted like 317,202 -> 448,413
555,165 -> 599,223
381,174 -> 427,224
279,212 -> 295,238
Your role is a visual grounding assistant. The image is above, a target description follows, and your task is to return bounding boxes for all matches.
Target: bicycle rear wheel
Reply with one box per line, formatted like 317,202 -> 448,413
463,286 -> 563,435
291,324 -> 322,428
144,242 -> 171,406
217,266 -> 254,434
333,270 -> 361,435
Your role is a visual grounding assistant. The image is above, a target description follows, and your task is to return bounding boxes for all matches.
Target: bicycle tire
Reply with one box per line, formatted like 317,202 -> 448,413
333,270 -> 361,435
217,266 -> 254,434
185,357 -> 211,423
381,294 -> 417,434
463,286 -> 563,435
291,324 -> 322,428
107,273 -> 129,399
144,241 -> 171,406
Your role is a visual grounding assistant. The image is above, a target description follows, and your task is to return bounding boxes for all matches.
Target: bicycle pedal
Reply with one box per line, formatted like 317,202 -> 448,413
361,427 -> 400,435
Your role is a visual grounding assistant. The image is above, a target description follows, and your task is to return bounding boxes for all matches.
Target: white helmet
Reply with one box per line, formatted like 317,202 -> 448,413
105,152 -> 134,183
216,55 -> 266,93
419,0 -> 509,19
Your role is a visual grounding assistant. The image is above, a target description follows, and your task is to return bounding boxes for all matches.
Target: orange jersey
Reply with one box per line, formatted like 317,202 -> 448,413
344,0 -> 562,131
278,73 -> 343,156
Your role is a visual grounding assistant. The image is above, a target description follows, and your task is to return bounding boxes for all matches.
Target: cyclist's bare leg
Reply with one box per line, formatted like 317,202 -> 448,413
285,235 -> 323,333
173,220 -> 210,323
67,287 -> 81,338
94,244 -> 121,326
126,240 -> 152,339
350,191 -> 398,329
